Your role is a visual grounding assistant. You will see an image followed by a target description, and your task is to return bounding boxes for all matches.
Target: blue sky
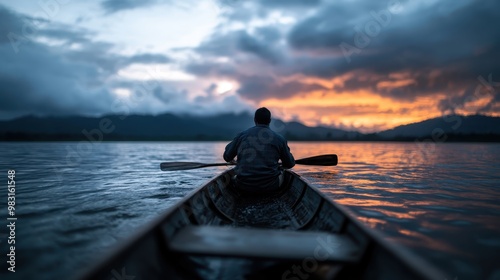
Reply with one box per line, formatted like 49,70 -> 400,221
1,0 -> 499,132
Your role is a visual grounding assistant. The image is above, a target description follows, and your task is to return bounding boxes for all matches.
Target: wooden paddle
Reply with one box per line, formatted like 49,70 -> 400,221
295,154 -> 338,166
160,154 -> 338,171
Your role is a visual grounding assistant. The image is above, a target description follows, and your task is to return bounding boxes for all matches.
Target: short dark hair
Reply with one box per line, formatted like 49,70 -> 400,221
254,107 -> 271,125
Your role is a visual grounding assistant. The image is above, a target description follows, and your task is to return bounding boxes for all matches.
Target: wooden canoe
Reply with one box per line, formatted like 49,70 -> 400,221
77,169 -> 444,280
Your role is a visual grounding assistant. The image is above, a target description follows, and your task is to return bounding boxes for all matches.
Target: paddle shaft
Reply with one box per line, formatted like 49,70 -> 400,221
160,154 -> 337,171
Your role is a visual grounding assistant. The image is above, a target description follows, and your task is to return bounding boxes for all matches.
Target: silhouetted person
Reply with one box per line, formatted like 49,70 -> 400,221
223,107 -> 295,193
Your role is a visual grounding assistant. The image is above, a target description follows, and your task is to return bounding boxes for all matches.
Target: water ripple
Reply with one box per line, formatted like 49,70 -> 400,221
0,142 -> 498,280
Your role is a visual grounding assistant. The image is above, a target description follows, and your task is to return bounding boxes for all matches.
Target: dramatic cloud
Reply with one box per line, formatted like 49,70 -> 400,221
285,0 -> 500,102
237,75 -> 328,101
1,0 -> 499,131
101,0 -> 158,14
0,5 -> 25,44
0,7 -> 112,117
0,3 -> 249,120
202,0 -> 499,130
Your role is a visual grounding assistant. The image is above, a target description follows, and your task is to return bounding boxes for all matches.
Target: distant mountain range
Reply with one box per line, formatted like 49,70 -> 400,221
0,113 -> 499,141
376,115 -> 500,141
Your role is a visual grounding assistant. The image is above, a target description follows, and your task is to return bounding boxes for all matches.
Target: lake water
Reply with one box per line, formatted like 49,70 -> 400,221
0,142 -> 499,280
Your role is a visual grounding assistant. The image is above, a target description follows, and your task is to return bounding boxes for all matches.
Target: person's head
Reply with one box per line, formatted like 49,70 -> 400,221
254,107 -> 271,125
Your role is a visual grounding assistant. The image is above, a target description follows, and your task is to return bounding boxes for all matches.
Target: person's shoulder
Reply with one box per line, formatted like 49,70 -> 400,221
236,126 -> 255,138
270,129 -> 287,142
241,126 -> 256,134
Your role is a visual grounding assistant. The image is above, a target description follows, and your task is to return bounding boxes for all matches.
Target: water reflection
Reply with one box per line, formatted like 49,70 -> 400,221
292,142 -> 500,280
0,142 -> 498,280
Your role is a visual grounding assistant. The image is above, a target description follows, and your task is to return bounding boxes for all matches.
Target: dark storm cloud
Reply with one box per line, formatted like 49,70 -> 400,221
184,27 -> 285,82
0,6 -> 24,44
479,93 -> 500,114
331,70 -> 471,101
236,30 -> 284,64
194,28 -> 283,63
101,0 -> 158,14
257,0 -> 322,8
65,43 -> 170,75
193,32 -> 235,56
438,75 -> 500,114
127,53 -> 171,64
192,0 -> 500,110
0,41 -> 115,116
0,6 -> 111,116
0,5 -> 172,119
237,75 -> 328,101
236,28 -> 283,64
184,13 -> 336,100
39,27 -> 91,43
284,0 -> 500,101
220,0 -> 321,23
101,0 -> 198,14
39,25 -> 171,73
287,1 -> 390,50
153,85 -> 186,104
184,60 -> 238,77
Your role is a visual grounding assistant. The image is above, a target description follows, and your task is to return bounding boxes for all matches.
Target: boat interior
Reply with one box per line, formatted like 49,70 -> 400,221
80,169 -> 441,280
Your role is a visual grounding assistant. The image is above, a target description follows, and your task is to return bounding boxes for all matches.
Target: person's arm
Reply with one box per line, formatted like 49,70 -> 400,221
280,140 -> 295,169
223,134 -> 240,162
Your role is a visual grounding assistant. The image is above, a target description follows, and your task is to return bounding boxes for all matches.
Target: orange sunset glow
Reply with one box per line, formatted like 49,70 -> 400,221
0,0 -> 498,134
259,83 -> 445,132
1,1 -> 500,280
256,69 -> 499,132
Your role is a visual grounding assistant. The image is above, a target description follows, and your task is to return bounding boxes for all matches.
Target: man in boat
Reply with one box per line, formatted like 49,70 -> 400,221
223,107 -> 295,194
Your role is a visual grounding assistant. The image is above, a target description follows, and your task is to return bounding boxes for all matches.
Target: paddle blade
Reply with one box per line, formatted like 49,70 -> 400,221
295,154 -> 338,166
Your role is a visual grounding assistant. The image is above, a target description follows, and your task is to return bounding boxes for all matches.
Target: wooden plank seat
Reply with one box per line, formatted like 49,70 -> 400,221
169,225 -> 362,263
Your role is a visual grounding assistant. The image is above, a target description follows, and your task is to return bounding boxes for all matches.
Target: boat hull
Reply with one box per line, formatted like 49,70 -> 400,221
77,169 -> 444,280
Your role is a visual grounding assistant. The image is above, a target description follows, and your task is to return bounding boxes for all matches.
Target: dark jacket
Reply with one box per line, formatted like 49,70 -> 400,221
223,124 -> 295,191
